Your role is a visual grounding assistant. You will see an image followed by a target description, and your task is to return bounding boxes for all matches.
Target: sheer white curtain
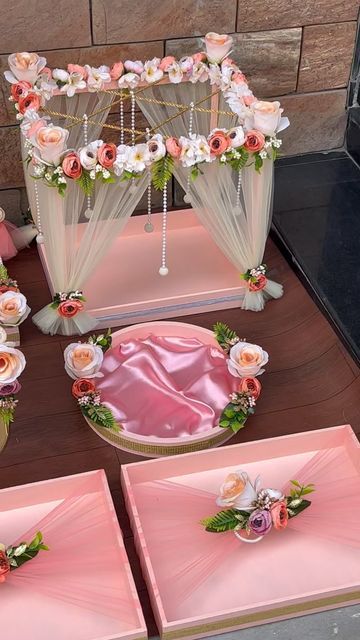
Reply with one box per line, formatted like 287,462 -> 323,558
29,92 -> 148,335
138,84 -> 283,311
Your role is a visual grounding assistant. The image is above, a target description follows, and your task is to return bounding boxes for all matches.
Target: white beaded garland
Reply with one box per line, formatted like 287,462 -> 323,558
119,91 -> 124,145
83,114 -> 92,218
236,169 -> 242,207
34,180 -> 44,243
144,129 -> 154,233
159,182 -> 168,276
184,101 -> 195,203
130,89 -> 136,192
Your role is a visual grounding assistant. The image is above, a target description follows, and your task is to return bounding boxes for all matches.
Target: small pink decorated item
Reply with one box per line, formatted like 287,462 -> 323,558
0,207 -> 37,261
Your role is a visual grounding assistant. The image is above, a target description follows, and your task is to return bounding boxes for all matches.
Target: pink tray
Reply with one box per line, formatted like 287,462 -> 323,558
84,321 -> 237,457
122,425 -> 360,640
1,470 -> 147,640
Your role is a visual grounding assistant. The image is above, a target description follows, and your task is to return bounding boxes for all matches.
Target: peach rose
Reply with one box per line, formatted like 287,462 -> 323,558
244,130 -> 265,153
6,52 -> 47,84
72,377 -> 96,398
11,80 -> 32,101
243,94 -> 256,106
252,101 -> 283,136
228,341 -> 269,377
239,376 -> 262,400
159,56 -> 176,72
33,125 -> 69,165
204,32 -> 233,63
165,137 -> 182,159
0,549 -> 10,583
271,500 -> 288,530
217,470 -> 260,510
64,343 -> 104,379
217,472 -> 245,505
58,299 -> 84,318
97,142 -> 117,168
0,345 -> 26,384
18,92 -> 41,114
249,274 -> 267,292
110,61 -> 124,80
0,291 -> 29,326
192,52 -> 207,63
208,130 -> 229,156
67,64 -> 87,79
62,152 -> 82,179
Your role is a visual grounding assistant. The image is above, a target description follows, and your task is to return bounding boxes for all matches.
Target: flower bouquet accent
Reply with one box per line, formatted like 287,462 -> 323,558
0,531 -> 48,582
202,470 -> 315,543
240,264 -> 267,292
0,343 -> 26,433
64,330 -> 119,432
0,263 -> 30,328
50,290 -> 86,319
214,322 -> 267,433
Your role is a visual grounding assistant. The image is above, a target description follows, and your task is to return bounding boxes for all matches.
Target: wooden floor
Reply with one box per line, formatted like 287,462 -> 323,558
1,239 -> 359,634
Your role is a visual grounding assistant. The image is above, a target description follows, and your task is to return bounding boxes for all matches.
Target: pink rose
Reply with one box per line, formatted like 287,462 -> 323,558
110,61 -> 124,80
97,143 -> 116,168
62,152 -> 82,179
124,60 -> 144,74
252,100 -> 283,136
239,376 -> 262,400
208,130 -> 229,156
244,130 -> 265,153
11,80 -> 32,101
41,66 -> 52,80
27,118 -> 48,140
204,33 -> 233,63
192,52 -> 207,63
58,300 -> 84,318
221,57 -> 236,68
0,550 -> 10,583
271,501 -> 288,530
249,274 -> 267,292
67,64 -> 87,80
5,52 -> 46,84
165,137 -> 181,159
0,380 -> 21,396
232,71 -> 247,85
244,95 -> 256,106
33,125 -> 69,165
18,92 -> 41,114
159,56 -> 176,72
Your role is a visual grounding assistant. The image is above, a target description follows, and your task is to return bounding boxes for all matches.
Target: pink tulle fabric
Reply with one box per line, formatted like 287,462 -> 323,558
0,221 -> 18,260
98,335 -> 238,437
132,446 -> 360,609
6,471 -> 138,625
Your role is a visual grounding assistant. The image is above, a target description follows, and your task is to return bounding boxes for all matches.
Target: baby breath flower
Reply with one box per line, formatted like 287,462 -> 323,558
220,154 -> 227,163
89,169 -> 96,180
259,149 -> 268,160
102,168 -> 110,179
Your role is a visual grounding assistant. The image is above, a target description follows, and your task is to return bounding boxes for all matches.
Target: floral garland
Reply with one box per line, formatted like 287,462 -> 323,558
214,323 -> 267,433
5,33 -> 289,197
202,470 -> 315,542
0,531 -> 48,582
64,330 -> 119,431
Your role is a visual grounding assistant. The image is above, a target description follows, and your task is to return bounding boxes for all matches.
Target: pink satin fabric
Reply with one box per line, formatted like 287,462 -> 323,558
0,221 -> 18,261
98,335 -> 238,437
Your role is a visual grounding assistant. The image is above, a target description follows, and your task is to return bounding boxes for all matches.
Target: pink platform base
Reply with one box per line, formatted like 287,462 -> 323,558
37,209 -> 245,328
122,425 -> 360,640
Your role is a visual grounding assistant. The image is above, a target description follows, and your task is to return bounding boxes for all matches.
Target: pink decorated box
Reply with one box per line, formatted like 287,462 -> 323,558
1,469 -> 147,640
122,425 -> 360,640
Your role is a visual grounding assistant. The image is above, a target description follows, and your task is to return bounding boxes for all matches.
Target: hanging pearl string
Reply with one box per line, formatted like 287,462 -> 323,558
83,114 -> 92,217
159,182 -> 168,276
144,128 -> 153,233
184,101 -> 194,204
119,92 -> 124,145
236,169 -> 242,208
130,90 -> 136,193
34,180 -> 44,243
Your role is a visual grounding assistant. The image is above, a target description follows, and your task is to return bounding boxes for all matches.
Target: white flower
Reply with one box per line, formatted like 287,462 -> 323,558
52,68 -> 69,83
259,149 -> 268,159
36,73 -> 57,101
192,134 -> 211,163
0,291 -> 30,326
64,343 -> 104,380
85,65 -> 111,92
204,32 -> 233,64
79,140 -> 102,170
142,58 -> 163,83
179,56 -> 193,73
264,488 -> 284,501
228,341 -> 269,377
113,144 -> 131,176
127,144 -> 151,172
124,60 -> 144,74
118,72 -> 140,89
216,470 -> 261,511
179,136 -> 197,167
227,126 -> 245,148
251,101 -> 285,136
189,61 -> 208,84
147,134 -> 166,161
32,124 -> 69,166
0,344 -> 26,383
208,64 -> 222,86
167,62 -> 183,84
219,65 -> 234,91
60,72 -> 87,97
5,52 -> 47,84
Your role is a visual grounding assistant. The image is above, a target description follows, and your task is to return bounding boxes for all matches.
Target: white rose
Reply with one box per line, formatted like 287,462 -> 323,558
64,343 -> 104,380
79,140 -> 102,170
118,72 -> 140,89
0,344 -> 26,383
179,56 -> 193,73
124,60 -> 144,74
228,341 -> 269,377
204,32 -> 233,63
147,134 -> 166,161
5,52 -> 47,84
32,125 -> 69,166
227,126 -> 245,148
216,470 -> 261,511
52,68 -> 70,83
0,291 -> 30,326
252,101 -> 283,136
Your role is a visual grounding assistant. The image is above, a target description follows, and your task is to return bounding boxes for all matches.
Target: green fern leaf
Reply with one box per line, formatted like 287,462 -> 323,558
213,322 -> 239,353
151,155 -> 174,191
201,509 -> 245,533
82,404 -> 119,431
0,264 -> 9,281
76,170 -> 94,196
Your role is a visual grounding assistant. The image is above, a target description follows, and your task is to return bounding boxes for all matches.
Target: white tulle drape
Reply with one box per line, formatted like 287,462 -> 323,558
28,93 -> 147,335
138,84 -> 283,311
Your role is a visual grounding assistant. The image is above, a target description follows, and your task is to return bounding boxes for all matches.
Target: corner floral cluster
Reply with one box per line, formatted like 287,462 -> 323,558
64,330 -> 119,431
0,263 -> 30,328
214,322 -> 267,433
0,531 -> 48,583
201,470 -> 314,541
50,290 -> 86,319
240,263 -> 267,293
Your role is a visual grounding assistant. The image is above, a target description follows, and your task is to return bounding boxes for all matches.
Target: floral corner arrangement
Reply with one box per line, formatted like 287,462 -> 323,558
0,342 -> 26,430
0,263 -> 30,328
240,263 -> 267,293
0,531 -> 48,583
201,470 -> 315,542
50,290 -> 86,319
63,329 -> 119,432
214,322 -> 268,433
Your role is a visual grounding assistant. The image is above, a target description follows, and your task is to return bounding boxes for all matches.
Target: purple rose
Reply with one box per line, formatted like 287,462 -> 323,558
248,509 -> 272,535
0,380 -> 21,396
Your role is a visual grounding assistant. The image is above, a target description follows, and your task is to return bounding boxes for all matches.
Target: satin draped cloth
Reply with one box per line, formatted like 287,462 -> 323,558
98,335 -> 238,437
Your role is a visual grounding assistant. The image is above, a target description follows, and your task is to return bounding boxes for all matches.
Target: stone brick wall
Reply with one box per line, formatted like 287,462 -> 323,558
0,0 -> 359,221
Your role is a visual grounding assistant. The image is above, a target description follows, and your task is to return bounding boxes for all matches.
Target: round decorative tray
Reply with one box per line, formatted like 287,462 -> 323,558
84,321 -> 236,457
